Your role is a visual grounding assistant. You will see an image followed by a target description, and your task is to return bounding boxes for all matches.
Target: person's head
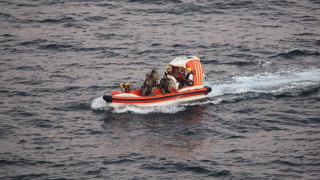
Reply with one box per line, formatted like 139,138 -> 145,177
152,67 -> 156,72
126,82 -> 130,87
166,66 -> 171,72
179,67 -> 184,72
120,83 -> 125,88
146,74 -> 150,80
187,67 -> 192,73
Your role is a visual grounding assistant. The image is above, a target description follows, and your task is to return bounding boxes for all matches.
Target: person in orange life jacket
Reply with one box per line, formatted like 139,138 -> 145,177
120,83 -> 125,92
174,67 -> 185,80
125,82 -> 131,93
185,67 -> 194,86
173,67 -> 187,89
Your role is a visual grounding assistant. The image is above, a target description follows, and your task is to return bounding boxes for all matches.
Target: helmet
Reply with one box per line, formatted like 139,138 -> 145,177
166,65 -> 170,70
152,67 -> 156,71
126,82 -> 130,86
120,83 -> 124,88
179,67 -> 184,70
187,67 -> 192,73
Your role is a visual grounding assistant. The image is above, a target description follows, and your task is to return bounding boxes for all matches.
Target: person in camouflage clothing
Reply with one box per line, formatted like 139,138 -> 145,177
150,67 -> 159,87
141,74 -> 153,96
159,76 -> 172,95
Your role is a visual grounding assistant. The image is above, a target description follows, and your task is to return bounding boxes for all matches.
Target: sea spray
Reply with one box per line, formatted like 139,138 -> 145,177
91,96 -> 109,110
206,68 -> 320,97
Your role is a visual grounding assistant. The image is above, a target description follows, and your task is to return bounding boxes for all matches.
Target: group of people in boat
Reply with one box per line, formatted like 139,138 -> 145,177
120,82 -> 131,93
166,66 -> 194,87
121,65 -> 194,96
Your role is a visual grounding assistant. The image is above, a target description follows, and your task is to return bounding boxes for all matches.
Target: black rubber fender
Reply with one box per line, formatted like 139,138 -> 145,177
205,86 -> 212,94
103,95 -> 112,103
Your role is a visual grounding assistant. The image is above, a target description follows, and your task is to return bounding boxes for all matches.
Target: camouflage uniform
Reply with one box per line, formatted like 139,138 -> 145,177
159,77 -> 172,95
150,69 -> 159,87
141,79 -> 153,96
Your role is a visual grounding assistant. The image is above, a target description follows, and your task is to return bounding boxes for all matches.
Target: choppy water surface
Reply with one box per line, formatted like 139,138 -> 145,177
1,0 -> 320,179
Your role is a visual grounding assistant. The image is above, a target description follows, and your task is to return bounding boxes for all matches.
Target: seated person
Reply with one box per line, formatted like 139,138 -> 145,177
178,67 -> 193,88
120,83 -> 125,92
173,67 -> 185,80
159,76 -> 172,95
125,82 -> 131,93
185,67 -> 194,86
150,67 -> 159,87
165,65 -> 172,76
141,74 -> 153,96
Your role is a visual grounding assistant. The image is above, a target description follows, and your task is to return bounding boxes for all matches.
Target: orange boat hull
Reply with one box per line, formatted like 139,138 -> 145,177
103,86 -> 212,107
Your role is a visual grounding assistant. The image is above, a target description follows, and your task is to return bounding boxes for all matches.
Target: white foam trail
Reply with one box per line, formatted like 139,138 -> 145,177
180,98 -> 223,106
91,96 -> 110,110
205,68 -> 320,97
113,104 -> 186,114
258,60 -> 274,67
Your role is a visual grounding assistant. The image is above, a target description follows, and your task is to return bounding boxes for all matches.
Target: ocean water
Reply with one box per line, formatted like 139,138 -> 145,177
1,0 -> 320,179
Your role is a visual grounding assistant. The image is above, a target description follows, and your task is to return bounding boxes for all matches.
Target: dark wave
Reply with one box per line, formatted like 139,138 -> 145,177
38,17 -> 75,24
0,126 -> 15,139
0,13 -> 13,18
85,128 -> 103,135
16,3 -> 38,7
172,44 -> 189,48
94,51 -> 121,58
299,85 -> 320,96
74,45 -> 128,53
96,3 -> 119,8
0,90 -> 9,94
258,24 -> 281,28
103,158 -> 135,165
208,170 -> 231,177
7,91 -> 33,97
19,39 -> 47,46
14,65 -> 44,71
52,102 -> 91,112
270,49 -> 320,59
128,0 -> 182,5
294,32 -> 319,36
49,74 -> 72,79
184,166 -> 212,174
6,108 -> 38,117
30,119 -> 53,128
272,159 -> 298,166
94,33 -> 116,40
63,22 -> 87,28
14,80 -> 44,86
220,61 -> 256,66
226,135 -> 246,139
202,60 -> 219,64
1,34 -> 14,37
83,16 -> 107,22
39,44 -> 74,51
151,43 -> 162,47
86,85 -> 109,91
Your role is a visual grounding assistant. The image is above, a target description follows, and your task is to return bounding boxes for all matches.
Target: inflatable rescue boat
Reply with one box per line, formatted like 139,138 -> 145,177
103,56 -> 212,107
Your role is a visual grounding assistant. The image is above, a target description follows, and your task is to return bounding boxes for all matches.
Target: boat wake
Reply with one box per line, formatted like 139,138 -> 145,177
205,67 -> 320,97
91,68 -> 320,114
